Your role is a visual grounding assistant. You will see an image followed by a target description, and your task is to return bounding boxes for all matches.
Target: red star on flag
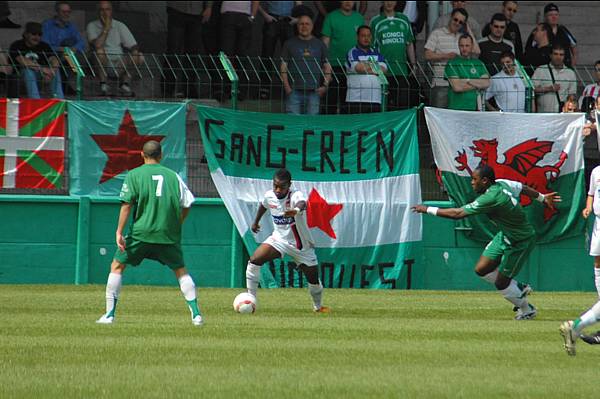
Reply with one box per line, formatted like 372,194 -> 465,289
91,110 -> 165,183
307,188 -> 343,239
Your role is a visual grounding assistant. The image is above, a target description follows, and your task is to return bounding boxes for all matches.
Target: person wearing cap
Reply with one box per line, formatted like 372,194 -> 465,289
9,21 -> 64,99
525,3 -> 576,67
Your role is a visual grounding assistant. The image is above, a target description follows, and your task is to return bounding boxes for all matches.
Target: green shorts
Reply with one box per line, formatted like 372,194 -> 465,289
482,232 -> 536,278
113,236 -> 185,270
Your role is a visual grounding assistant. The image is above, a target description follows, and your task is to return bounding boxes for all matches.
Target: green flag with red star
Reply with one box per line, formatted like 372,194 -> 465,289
196,105 -> 422,289
0,99 -> 65,189
68,100 -> 187,196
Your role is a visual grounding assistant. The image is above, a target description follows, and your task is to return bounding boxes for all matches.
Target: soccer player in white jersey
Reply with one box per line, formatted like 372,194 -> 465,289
560,165 -> 600,351
245,168 -> 329,313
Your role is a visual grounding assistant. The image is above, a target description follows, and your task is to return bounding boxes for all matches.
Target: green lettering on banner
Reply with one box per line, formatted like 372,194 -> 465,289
196,106 -> 422,289
198,107 -> 418,182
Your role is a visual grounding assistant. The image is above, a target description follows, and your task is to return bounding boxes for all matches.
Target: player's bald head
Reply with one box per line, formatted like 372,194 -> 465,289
142,140 -> 162,159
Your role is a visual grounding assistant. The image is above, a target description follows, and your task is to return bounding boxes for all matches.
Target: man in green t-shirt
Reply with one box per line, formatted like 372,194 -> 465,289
96,141 -> 203,326
370,1 -> 416,109
321,1 -> 364,114
413,165 -> 561,320
445,34 -> 490,110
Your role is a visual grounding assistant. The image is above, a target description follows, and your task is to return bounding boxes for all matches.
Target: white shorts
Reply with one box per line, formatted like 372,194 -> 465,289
264,236 -> 318,266
591,217 -> 600,256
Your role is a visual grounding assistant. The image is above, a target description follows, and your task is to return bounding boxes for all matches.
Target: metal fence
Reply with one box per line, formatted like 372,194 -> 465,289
1,50 -> 598,200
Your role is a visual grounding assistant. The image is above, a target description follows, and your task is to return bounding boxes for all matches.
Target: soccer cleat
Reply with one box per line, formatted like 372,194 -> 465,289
192,315 -> 204,326
96,314 -> 114,324
313,306 -> 331,313
580,331 -> 600,345
514,304 -> 537,320
559,320 -> 577,356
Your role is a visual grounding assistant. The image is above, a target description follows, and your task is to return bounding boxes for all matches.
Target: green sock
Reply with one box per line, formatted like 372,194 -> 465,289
106,298 -> 117,318
187,299 -> 200,318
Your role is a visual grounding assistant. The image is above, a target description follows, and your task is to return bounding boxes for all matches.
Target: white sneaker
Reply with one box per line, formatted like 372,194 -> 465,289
560,320 -> 577,356
514,304 -> 537,320
96,314 -> 114,324
192,315 -> 204,326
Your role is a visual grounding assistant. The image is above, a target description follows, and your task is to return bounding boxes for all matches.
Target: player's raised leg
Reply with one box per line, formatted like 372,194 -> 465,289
97,260 -> 125,324
474,252 -> 535,319
246,243 -> 281,297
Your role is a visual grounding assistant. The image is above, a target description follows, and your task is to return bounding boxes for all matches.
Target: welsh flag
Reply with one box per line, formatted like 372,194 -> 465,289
0,99 -> 65,189
196,106 -> 422,289
68,100 -> 187,196
425,107 -> 586,243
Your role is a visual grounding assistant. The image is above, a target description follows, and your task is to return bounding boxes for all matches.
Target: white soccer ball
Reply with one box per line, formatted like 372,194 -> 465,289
233,292 -> 257,314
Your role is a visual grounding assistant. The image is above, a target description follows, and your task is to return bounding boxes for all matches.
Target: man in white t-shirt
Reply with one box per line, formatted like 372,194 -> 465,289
87,1 -> 144,96
245,168 -> 330,313
486,51 -> 528,112
532,44 -> 576,113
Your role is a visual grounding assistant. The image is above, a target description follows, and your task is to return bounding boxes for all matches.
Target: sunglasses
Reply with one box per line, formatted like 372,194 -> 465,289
28,32 -> 42,36
452,17 -> 465,24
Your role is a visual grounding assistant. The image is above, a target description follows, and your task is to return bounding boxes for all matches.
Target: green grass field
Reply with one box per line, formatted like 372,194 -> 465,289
1,286 -> 598,398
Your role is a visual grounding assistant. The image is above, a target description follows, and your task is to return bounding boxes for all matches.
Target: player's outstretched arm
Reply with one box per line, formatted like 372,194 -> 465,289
251,204 -> 268,233
412,204 -> 468,220
521,185 -> 561,210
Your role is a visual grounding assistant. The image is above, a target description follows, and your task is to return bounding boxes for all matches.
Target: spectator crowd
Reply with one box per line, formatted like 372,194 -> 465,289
0,0 -> 596,118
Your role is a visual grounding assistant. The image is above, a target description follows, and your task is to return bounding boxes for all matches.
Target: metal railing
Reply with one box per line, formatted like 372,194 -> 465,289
1,50 -> 599,200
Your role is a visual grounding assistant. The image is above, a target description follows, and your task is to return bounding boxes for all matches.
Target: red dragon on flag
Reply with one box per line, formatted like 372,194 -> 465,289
454,138 -> 567,220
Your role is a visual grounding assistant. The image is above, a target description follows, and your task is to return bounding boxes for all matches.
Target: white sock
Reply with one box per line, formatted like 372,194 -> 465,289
595,267 -> 600,298
309,281 -> 324,310
178,274 -> 196,301
178,274 -> 201,318
246,262 -> 261,297
499,279 -> 529,310
574,301 -> 600,333
480,270 -> 498,285
105,272 -> 122,317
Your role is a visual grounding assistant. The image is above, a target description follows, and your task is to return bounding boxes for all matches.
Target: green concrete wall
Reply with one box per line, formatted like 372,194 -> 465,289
0,196 -> 246,288
0,197 -> 594,291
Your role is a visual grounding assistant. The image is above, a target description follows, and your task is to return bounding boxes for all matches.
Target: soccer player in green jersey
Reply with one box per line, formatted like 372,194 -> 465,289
412,165 -> 560,320
96,140 -> 203,326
